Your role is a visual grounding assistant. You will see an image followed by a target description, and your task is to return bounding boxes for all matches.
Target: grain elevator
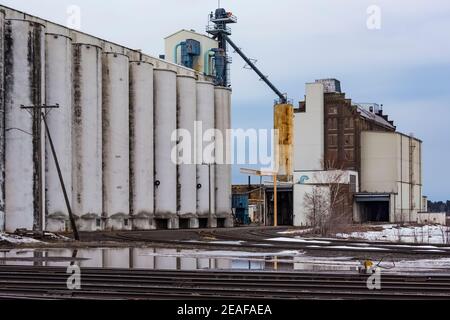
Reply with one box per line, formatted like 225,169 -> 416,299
0,4 -> 234,233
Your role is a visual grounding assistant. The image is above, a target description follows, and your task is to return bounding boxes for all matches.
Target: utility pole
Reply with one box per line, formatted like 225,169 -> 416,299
21,104 -> 80,240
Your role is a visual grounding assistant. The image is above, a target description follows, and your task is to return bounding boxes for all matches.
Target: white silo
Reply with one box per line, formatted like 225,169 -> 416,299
177,75 -> 198,228
72,43 -> 103,232
130,60 -> 154,230
4,19 -> 46,232
0,10 -> 5,232
45,33 -> 73,232
102,52 -> 130,231
214,87 -> 233,227
154,68 -> 178,229
196,80 -> 216,227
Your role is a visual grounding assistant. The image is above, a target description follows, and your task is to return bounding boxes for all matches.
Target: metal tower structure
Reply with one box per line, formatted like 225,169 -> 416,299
207,8 -> 287,103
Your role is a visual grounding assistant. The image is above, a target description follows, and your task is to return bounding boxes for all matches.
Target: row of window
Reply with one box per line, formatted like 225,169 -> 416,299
327,117 -> 355,130
328,134 -> 355,147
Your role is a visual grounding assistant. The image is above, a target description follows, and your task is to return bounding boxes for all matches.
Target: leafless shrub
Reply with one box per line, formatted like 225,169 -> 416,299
438,225 -> 449,244
303,165 -> 352,236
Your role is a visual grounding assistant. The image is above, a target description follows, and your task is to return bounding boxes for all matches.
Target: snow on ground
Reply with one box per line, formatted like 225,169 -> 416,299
268,237 -> 331,245
337,225 -> 450,244
278,228 -> 313,235
0,233 -> 42,245
141,249 -> 304,259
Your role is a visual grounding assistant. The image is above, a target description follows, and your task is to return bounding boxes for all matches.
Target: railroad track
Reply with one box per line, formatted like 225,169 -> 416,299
0,266 -> 449,300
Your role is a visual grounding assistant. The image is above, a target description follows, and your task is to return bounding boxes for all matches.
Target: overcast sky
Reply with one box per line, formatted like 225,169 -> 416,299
2,0 -> 449,201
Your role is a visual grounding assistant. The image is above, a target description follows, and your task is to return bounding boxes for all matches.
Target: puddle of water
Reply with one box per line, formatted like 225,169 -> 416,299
1,248 -> 449,273
0,248 -> 357,272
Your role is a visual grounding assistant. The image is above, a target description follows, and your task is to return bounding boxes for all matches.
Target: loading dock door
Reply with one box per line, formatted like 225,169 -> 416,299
355,194 -> 390,222
265,189 -> 293,226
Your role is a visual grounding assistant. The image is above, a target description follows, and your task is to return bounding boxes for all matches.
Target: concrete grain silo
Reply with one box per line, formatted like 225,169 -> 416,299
45,33 -> 73,232
72,44 -> 103,231
129,60 -> 154,230
102,52 -> 130,231
214,87 -> 233,227
4,19 -> 46,232
154,68 -> 177,229
0,4 -> 235,232
0,10 -> 5,231
196,80 -> 216,228
176,74 -> 198,229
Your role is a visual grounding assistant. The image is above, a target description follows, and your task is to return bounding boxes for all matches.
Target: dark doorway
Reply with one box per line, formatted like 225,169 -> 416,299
217,218 -> 226,228
179,218 -> 190,229
265,189 -> 293,226
155,219 -> 168,230
199,218 -> 208,229
360,201 -> 390,222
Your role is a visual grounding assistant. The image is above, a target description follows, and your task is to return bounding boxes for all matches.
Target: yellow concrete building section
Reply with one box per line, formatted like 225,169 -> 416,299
274,103 -> 294,182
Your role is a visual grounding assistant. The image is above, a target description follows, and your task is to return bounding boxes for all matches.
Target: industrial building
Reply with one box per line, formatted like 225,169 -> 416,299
0,5 -> 234,233
235,77 -> 426,227
292,79 -> 426,226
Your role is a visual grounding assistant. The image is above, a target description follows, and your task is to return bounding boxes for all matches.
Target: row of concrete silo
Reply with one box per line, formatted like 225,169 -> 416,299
0,14 -> 233,233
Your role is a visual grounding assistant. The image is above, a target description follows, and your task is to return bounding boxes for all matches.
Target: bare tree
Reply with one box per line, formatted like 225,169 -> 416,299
303,162 -> 353,236
303,186 -> 330,235
438,225 -> 449,245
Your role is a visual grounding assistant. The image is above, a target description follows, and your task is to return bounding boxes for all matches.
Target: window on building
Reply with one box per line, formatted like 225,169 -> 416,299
344,134 -> 354,146
350,175 -> 357,193
344,117 -> 354,129
299,102 -> 306,112
328,106 -> 338,115
344,149 -> 354,161
328,134 -> 338,147
328,118 -> 338,130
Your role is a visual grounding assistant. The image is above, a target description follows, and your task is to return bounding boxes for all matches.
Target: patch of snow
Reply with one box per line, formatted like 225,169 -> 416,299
209,241 -> 245,245
337,225 -> 450,244
392,258 -> 450,272
141,249 -> 304,259
0,233 -> 42,244
278,228 -> 313,235
328,245 -> 388,251
268,237 -> 331,244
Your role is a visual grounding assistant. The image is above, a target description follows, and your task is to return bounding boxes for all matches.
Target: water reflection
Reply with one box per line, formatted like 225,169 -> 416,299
0,248 -> 359,272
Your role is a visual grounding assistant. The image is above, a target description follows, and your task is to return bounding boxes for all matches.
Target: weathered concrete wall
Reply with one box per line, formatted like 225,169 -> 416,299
214,87 -> 233,227
294,83 -> 325,172
102,53 -> 130,231
154,68 -> 178,228
196,81 -> 216,227
0,10 -> 5,232
4,19 -> 45,232
72,44 -> 103,231
45,33 -> 73,232
177,75 -> 197,224
129,61 -> 155,230
274,103 -> 294,182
